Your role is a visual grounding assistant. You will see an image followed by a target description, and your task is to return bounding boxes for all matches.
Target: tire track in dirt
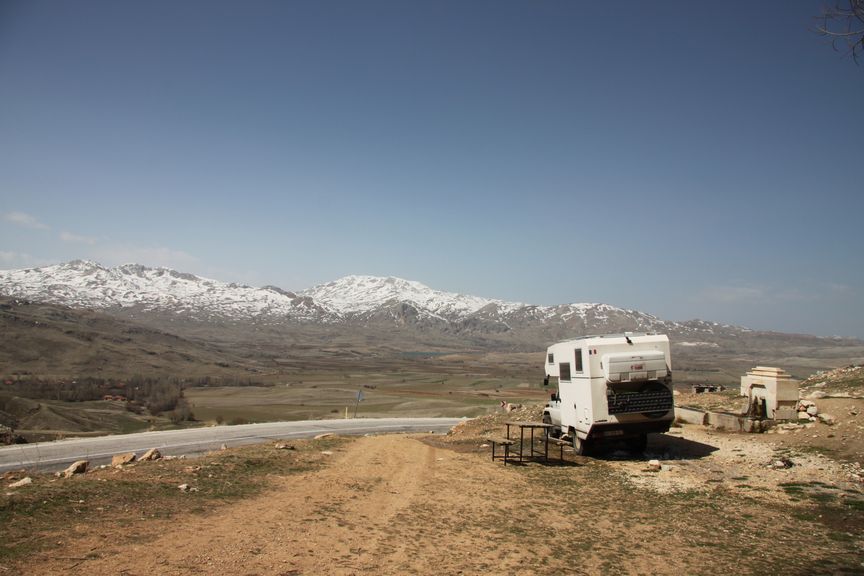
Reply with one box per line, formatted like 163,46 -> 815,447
25,435 -> 440,576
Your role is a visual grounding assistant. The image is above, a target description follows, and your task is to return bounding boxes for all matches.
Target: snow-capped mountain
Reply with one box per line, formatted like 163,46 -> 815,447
0,260 -> 727,339
0,260 -> 326,321
300,275 -> 524,319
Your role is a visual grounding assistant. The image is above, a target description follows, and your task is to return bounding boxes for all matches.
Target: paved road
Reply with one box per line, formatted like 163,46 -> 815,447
0,417 -> 465,474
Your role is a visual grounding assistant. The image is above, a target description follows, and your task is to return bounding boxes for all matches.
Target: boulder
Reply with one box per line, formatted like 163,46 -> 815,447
59,460 -> 89,478
274,443 -> 295,450
112,452 -> 137,467
8,477 -> 32,488
645,459 -> 662,472
806,405 -> 819,416
139,448 -> 162,461
817,413 -> 836,426
797,412 -> 811,421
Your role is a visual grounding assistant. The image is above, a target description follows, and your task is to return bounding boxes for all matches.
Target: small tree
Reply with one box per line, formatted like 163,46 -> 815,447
816,0 -> 864,63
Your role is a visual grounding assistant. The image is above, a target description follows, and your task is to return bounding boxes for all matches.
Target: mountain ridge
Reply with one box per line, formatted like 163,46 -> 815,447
0,260 -> 847,349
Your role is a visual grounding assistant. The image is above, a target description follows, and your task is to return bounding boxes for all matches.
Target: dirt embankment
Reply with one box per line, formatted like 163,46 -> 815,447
8,407 -> 863,576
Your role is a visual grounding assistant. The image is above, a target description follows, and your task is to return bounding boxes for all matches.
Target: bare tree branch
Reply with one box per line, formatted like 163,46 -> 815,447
815,0 -> 864,64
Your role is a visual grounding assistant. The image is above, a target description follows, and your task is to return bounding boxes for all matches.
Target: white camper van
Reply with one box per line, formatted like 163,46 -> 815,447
542,333 -> 674,455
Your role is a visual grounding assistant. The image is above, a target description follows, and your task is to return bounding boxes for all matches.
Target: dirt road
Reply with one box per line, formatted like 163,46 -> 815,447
17,429 -> 864,576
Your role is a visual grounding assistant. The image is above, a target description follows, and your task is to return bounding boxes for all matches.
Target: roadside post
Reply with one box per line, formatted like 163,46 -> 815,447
353,389 -> 364,418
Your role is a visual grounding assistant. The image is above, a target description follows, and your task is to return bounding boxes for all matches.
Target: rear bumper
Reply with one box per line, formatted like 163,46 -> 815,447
587,419 -> 672,440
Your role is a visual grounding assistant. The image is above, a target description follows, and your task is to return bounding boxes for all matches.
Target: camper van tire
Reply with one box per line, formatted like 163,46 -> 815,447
571,432 -> 590,456
542,413 -> 560,438
628,433 -> 648,453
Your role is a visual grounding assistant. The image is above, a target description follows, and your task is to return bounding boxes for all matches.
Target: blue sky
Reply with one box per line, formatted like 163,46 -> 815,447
1,1 -> 862,338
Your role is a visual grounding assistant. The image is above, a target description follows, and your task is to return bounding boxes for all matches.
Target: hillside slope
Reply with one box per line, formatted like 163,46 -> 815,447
0,297 -> 261,381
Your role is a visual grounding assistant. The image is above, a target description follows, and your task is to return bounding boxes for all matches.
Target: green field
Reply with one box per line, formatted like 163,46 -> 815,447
186,357 -> 549,423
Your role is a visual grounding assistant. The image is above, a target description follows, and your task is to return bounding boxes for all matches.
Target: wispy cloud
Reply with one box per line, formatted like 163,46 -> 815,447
697,281 -> 854,305
2,211 -> 49,230
825,282 -> 852,295
0,251 -> 55,269
60,231 -> 98,245
699,284 -> 766,304
0,251 -> 28,265
91,244 -> 199,271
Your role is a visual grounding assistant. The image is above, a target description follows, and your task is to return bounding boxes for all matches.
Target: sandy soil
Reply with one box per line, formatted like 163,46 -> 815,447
12,419 -> 864,576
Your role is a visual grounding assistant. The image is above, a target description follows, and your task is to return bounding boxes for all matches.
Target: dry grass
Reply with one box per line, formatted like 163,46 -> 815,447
0,436 -> 346,562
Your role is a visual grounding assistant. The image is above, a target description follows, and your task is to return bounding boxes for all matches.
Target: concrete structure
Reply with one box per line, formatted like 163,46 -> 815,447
674,406 -> 708,426
706,411 -> 765,433
740,366 -> 798,420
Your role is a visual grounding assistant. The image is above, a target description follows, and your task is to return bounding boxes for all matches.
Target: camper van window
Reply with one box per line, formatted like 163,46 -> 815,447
547,353 -> 554,364
559,362 -> 571,381
574,349 -> 583,373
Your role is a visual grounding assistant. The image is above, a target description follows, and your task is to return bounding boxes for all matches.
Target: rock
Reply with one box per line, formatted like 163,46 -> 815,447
850,408 -> 859,416
274,443 -> 295,450
797,412 -> 811,421
817,413 -> 836,426
645,459 -> 661,472
220,443 -> 228,451
806,405 -> 819,416
798,399 -> 815,409
313,433 -> 334,440
111,452 -> 137,467
177,483 -> 197,492
58,460 -> 89,478
139,448 -> 162,461
772,459 -> 793,469
808,391 -> 828,399
8,477 -> 32,488
320,450 -> 333,456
